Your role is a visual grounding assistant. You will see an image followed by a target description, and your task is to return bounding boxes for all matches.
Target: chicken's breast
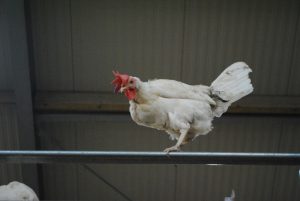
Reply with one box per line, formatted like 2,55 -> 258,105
129,97 -> 214,140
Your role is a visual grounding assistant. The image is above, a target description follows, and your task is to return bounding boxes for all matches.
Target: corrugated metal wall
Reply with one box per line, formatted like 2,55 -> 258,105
0,1 -> 23,184
181,0 -> 300,95
0,105 -> 22,184
29,0 -> 300,94
0,0 -> 296,200
0,1 -> 13,91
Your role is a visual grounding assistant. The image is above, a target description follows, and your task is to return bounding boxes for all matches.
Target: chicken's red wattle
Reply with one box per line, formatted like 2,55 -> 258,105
125,88 -> 136,100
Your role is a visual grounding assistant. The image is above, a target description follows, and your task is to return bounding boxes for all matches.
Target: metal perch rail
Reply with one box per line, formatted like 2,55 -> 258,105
0,150 -> 300,165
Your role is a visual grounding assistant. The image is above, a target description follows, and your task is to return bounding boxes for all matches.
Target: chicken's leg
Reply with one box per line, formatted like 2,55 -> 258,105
164,128 -> 188,153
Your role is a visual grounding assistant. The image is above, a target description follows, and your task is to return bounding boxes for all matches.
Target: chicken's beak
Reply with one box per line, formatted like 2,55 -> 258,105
120,86 -> 128,93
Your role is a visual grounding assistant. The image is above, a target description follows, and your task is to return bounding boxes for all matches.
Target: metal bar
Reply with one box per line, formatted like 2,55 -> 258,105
0,150 -> 300,165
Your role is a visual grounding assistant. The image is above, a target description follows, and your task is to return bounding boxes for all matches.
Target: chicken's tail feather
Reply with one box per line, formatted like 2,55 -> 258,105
210,62 -> 253,117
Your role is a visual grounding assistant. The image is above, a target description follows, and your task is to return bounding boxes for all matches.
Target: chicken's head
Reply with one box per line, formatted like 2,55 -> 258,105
112,71 -> 137,100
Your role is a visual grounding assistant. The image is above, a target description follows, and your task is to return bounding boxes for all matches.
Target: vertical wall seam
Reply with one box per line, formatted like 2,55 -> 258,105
286,1 -> 300,94
69,0 -> 75,92
75,122 -> 79,200
23,0 -> 36,95
7,0 -> 39,193
270,118 -> 285,201
23,2 -> 46,198
179,0 -> 187,80
174,165 -> 178,201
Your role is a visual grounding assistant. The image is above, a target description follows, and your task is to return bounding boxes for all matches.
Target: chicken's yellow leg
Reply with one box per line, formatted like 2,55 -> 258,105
164,128 -> 188,153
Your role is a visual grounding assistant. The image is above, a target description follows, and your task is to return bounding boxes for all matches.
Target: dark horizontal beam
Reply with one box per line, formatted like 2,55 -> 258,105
34,92 -> 300,115
1,150 -> 300,165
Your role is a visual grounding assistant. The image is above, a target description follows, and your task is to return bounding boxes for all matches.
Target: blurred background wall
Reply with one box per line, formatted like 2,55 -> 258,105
0,0 -> 299,200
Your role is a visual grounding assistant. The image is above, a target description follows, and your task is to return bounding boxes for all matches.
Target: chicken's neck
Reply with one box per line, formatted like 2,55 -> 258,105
133,81 -> 156,104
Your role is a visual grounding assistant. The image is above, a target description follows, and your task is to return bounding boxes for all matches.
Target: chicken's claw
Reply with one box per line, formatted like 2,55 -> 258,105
164,145 -> 181,153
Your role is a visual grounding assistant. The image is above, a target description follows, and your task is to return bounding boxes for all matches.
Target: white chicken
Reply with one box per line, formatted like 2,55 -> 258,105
0,181 -> 39,201
112,62 -> 253,152
224,190 -> 235,201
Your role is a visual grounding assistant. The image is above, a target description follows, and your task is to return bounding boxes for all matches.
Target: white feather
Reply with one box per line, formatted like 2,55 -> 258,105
145,79 -> 216,105
224,190 -> 235,201
211,62 -> 253,117
0,181 -> 39,201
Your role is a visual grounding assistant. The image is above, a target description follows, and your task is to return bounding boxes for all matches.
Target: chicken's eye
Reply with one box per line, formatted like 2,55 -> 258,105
129,80 -> 134,84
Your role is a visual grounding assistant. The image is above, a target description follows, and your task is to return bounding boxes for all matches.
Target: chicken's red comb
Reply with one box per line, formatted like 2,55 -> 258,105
112,71 -> 129,93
